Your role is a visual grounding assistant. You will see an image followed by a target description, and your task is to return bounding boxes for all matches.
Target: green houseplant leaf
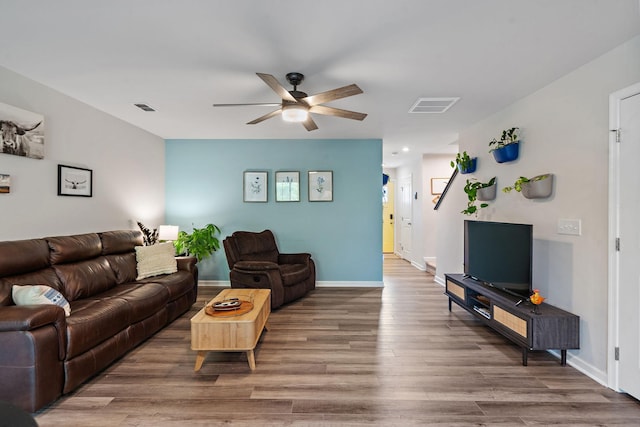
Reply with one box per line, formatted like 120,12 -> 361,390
174,223 -> 221,262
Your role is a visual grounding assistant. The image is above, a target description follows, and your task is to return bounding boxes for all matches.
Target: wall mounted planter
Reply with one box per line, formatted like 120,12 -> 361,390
476,182 -> 497,201
522,174 -> 554,199
492,142 -> 520,163
458,157 -> 477,174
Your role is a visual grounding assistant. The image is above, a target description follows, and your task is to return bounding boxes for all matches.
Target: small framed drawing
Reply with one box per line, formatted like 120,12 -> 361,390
0,174 -> 10,194
275,171 -> 300,202
308,170 -> 333,202
431,177 -> 449,195
244,171 -> 268,202
58,165 -> 92,197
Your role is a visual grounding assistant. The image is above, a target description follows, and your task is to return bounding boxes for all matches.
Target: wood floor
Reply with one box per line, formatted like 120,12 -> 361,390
35,256 -> 640,426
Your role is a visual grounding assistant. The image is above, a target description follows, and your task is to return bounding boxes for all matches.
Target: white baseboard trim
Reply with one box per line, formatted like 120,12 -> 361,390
434,275 -> 445,286
198,280 -> 230,287
198,280 -> 384,288
547,350 -> 608,387
317,281 -> 384,288
411,260 -> 426,271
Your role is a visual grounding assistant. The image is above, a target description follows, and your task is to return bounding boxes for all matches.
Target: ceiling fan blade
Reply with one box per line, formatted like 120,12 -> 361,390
256,73 -> 297,103
303,84 -> 363,106
309,105 -> 367,121
213,103 -> 281,107
302,116 -> 319,131
247,108 -> 282,125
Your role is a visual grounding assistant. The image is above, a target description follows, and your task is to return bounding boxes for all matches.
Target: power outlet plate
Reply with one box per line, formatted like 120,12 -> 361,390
558,219 -> 581,236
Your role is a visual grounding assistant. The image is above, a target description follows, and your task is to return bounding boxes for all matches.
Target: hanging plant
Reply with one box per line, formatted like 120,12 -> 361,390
450,151 -> 477,174
489,127 -> 520,163
503,174 -> 553,199
461,177 -> 496,216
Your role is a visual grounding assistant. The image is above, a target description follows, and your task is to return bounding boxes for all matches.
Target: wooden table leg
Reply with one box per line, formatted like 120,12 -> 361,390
194,351 -> 207,371
246,350 -> 256,370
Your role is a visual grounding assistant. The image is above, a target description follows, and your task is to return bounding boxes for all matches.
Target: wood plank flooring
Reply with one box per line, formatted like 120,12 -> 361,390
35,256 -> 640,426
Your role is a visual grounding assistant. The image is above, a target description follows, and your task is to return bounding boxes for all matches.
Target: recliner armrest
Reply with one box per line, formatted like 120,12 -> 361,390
278,253 -> 311,265
234,260 -> 280,271
0,305 -> 67,360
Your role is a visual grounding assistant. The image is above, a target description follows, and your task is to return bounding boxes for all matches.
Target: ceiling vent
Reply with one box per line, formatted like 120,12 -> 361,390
134,103 -> 156,112
409,97 -> 459,114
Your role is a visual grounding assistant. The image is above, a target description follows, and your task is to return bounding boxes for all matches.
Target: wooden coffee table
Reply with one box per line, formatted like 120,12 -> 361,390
190,289 -> 271,371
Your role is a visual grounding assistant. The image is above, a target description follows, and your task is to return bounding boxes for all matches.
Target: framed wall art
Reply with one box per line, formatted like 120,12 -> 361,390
308,170 -> 333,202
430,177 -> 449,195
243,171 -> 268,202
0,174 -> 10,194
275,171 -> 300,202
58,165 -> 93,197
0,102 -> 45,159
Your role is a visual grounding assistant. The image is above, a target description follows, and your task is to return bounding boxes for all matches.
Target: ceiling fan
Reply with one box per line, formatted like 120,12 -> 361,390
213,72 -> 367,131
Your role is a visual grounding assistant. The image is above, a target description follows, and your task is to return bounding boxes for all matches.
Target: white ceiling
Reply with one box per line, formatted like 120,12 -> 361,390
0,0 -> 638,167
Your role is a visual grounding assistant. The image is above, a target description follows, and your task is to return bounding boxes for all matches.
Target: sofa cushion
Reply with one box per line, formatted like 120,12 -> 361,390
47,234 -> 102,265
12,285 -> 71,316
54,258 -> 117,301
135,243 -> 177,280
279,264 -> 310,286
100,230 -> 143,255
0,239 -> 50,277
113,283 -> 169,324
231,230 -> 279,263
105,253 -> 138,284
65,297 -> 131,359
138,270 -> 194,300
0,268 -> 63,307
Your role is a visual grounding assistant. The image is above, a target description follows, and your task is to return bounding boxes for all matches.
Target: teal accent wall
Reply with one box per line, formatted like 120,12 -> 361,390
165,139 -> 383,282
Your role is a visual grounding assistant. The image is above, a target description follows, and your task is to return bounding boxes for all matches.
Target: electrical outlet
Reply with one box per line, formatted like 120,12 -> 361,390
557,219 -> 581,236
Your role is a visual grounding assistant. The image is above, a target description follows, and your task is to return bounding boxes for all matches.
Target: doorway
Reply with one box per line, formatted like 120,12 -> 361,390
398,175 -> 412,261
382,180 -> 395,253
608,82 -> 640,400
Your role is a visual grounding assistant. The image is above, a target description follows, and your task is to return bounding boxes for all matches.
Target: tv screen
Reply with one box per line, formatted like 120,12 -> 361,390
464,220 -> 532,298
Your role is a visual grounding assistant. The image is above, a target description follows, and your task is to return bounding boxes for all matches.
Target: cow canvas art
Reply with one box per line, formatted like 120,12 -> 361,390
0,102 -> 44,159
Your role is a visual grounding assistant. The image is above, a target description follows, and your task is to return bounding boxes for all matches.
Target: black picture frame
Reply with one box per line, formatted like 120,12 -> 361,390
58,164 -> 93,197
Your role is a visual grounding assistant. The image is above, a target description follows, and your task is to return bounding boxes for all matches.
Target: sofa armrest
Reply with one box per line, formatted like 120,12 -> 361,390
0,305 -> 67,360
234,260 -> 280,271
278,253 -> 311,265
176,256 -> 197,274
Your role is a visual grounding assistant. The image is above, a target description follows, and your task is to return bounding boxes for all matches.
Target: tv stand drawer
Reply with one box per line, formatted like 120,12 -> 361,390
493,305 -> 527,338
446,279 -> 466,302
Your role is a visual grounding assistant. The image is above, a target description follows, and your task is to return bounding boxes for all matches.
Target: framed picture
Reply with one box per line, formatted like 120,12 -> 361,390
275,171 -> 300,202
58,165 -> 93,197
0,101 -> 45,160
243,171 -> 268,202
308,170 -> 333,202
431,177 -> 449,195
0,174 -> 10,194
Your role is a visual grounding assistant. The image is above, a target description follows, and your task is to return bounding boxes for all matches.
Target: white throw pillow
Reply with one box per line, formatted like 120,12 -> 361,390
135,242 -> 177,280
12,285 -> 71,317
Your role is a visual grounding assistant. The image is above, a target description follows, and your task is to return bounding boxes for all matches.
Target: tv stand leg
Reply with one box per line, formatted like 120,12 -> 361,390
522,348 -> 528,366
448,298 -> 452,312
561,349 -> 567,366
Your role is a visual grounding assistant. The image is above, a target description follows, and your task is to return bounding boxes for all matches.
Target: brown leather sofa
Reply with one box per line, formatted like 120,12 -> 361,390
0,230 -> 198,412
223,229 -> 315,309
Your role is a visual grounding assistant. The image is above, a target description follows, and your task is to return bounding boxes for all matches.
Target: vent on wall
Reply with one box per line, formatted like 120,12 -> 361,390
409,97 -> 460,114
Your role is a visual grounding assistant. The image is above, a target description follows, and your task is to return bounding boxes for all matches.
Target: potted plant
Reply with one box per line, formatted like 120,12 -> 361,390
174,223 -> 221,262
489,127 -> 520,163
461,177 -> 496,215
502,174 -> 553,199
450,151 -> 477,174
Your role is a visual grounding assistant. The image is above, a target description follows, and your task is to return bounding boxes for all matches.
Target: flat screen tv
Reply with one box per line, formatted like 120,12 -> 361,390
464,220 -> 533,298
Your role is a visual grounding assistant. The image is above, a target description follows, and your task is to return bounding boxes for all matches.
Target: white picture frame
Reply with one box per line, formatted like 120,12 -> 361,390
243,171 -> 268,202
275,171 -> 300,202
308,170 -> 333,202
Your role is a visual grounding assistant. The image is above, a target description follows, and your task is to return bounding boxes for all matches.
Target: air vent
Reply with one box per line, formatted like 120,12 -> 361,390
409,97 -> 459,114
134,103 -> 156,112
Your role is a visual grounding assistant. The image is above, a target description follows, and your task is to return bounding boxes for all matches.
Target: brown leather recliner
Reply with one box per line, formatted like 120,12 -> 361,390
223,230 -> 315,309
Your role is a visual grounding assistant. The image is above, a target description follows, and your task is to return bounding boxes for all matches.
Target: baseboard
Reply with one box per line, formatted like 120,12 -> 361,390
547,350 -> 608,387
198,280 -> 230,287
411,260 -> 426,271
317,281 -> 384,288
198,280 -> 384,288
434,275 -> 445,286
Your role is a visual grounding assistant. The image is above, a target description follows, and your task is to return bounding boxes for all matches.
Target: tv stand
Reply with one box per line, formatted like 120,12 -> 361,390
445,274 -> 579,366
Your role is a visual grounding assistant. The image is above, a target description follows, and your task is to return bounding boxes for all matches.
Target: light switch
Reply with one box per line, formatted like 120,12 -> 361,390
557,219 -> 581,236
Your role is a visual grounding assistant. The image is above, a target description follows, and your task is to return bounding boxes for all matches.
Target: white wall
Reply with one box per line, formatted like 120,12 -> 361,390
422,154 -> 455,264
396,156 -> 424,269
0,66 -> 165,240
436,35 -> 640,382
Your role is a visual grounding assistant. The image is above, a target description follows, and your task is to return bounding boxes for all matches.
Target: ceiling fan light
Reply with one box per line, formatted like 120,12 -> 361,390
282,104 -> 308,122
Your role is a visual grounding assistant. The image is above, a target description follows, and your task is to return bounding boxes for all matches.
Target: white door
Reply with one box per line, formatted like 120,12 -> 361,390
616,90 -> 640,399
398,175 -> 412,260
